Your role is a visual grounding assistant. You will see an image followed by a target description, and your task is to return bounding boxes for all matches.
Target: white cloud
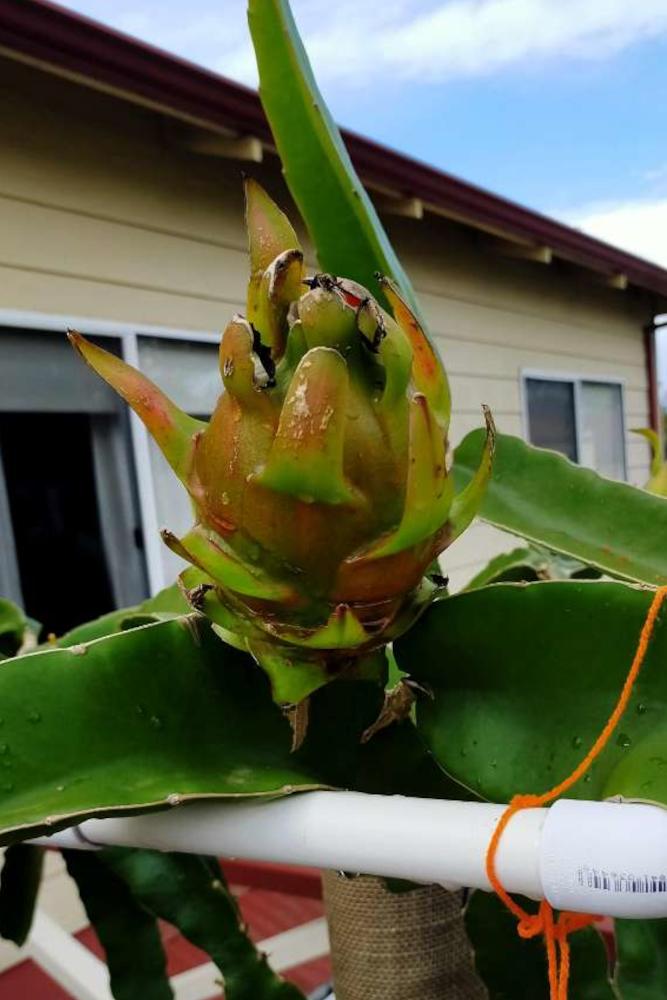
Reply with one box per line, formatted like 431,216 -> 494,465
567,197 -> 667,269
300,0 -> 667,87
63,0 -> 667,88
567,196 -> 667,402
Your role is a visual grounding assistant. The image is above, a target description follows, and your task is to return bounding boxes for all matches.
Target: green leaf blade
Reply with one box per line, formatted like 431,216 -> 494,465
56,582 -> 190,647
462,545 -> 601,590
462,546 -> 540,589
0,598 -> 36,658
0,619 -> 328,843
0,613 -> 452,842
248,0 -> 422,318
454,431 -> 667,585
394,581 -> 667,805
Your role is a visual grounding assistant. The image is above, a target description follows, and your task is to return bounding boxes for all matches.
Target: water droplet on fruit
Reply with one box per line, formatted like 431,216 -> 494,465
637,703 -> 647,715
28,711 -> 41,724
57,785 -> 65,793
584,774 -> 592,783
167,793 -> 181,806
149,715 -> 163,730
571,736 -> 583,749
616,733 -> 631,749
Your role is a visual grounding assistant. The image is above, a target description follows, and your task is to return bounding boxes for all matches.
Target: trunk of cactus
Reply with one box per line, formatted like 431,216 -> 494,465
322,872 -> 487,1000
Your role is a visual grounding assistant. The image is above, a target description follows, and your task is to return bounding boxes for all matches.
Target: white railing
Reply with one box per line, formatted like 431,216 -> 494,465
26,909 -> 328,1000
17,790 -> 667,999
32,791 -> 667,919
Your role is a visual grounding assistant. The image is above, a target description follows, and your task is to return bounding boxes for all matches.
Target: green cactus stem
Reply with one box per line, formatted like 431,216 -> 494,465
632,428 -> 667,497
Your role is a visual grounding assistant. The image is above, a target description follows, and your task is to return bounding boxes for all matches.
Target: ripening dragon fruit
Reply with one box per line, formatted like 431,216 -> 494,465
70,179 -> 494,704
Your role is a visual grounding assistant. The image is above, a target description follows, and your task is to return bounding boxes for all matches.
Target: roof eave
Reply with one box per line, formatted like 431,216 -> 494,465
1,0 -> 666,301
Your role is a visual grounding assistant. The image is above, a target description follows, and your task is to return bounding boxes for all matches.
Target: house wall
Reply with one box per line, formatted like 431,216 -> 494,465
396,211 -> 656,586
0,55 -> 657,590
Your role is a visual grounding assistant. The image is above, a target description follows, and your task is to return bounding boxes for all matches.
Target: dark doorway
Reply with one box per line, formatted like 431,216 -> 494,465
0,412 -> 115,636
0,329 -> 148,635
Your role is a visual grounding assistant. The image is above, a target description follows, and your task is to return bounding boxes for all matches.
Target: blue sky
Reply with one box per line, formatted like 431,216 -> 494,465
60,0 -> 667,266
61,1 -> 667,386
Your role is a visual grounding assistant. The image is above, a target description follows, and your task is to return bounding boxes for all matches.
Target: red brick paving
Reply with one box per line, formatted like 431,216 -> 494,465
0,869 -> 331,999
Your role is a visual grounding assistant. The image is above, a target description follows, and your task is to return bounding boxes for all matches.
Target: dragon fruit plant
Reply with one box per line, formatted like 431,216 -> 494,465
70,183 -> 494,709
633,428 -> 667,497
1,2 -> 667,999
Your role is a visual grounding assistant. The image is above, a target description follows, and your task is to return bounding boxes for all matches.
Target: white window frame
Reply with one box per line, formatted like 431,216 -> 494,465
520,368 -> 628,481
0,308 -> 220,595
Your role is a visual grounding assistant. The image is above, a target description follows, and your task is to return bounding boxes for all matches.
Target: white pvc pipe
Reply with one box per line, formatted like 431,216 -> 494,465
30,791 -> 667,918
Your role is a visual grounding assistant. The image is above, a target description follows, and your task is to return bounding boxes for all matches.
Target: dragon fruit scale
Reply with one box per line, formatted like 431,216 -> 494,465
70,179 -> 494,704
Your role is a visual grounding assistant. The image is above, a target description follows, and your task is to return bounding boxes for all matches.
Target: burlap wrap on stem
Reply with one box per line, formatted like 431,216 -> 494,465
322,872 -> 487,1000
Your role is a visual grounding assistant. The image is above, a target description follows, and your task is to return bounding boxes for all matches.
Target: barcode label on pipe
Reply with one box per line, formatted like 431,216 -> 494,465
577,867 -> 667,894
541,801 -> 667,917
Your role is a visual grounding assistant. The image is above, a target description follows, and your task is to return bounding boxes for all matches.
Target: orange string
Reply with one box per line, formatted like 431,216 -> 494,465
485,585 -> 667,1000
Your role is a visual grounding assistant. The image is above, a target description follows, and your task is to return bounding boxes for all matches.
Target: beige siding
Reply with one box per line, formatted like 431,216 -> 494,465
0,55 -> 656,592
382,214 -> 653,587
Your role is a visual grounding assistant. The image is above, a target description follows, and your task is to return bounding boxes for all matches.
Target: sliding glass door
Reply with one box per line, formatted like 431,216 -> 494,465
0,329 -> 147,636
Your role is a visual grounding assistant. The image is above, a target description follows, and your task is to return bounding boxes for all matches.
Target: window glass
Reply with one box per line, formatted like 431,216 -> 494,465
579,381 -> 626,481
525,378 -> 577,462
136,337 -> 221,413
0,328 -> 121,412
524,375 -> 627,482
137,337 -> 220,584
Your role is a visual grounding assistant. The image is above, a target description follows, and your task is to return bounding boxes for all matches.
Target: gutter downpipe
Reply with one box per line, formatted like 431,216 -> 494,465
644,314 -> 667,434
29,791 -> 667,920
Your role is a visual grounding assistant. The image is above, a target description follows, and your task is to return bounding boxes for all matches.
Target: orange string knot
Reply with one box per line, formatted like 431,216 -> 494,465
484,585 -> 667,1000
516,912 -> 543,939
